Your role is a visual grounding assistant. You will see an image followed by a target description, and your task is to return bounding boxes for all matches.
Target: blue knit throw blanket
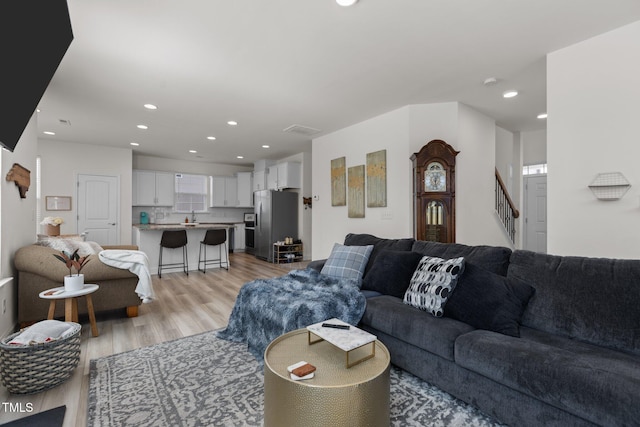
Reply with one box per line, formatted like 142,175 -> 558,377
217,268 -> 366,360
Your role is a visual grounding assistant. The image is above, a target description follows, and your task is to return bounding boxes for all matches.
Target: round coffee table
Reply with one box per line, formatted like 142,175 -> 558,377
264,328 -> 390,427
39,284 -> 99,337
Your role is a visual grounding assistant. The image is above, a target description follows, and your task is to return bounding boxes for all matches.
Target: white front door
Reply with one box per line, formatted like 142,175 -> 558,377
524,174 -> 547,253
77,174 -> 119,245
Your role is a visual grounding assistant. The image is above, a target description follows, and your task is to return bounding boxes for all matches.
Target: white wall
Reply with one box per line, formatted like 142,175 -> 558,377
522,129 -> 547,165
312,106 -> 412,258
312,102 -> 511,259
38,140 -> 134,244
1,115 -> 39,337
547,20 -> 640,258
456,104 -> 509,247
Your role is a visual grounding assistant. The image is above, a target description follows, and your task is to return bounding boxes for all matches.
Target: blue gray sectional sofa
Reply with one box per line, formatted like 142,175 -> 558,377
310,233 -> 640,427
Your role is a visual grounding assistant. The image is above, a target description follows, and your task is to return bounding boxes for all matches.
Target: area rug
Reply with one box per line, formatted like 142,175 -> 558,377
88,331 -> 504,426
0,405 -> 66,427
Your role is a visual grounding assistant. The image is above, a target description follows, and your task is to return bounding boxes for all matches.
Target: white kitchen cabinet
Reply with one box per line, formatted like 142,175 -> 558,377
253,169 -> 267,192
267,161 -> 301,190
133,170 -> 175,206
234,223 -> 246,250
209,176 -> 238,207
236,172 -> 253,207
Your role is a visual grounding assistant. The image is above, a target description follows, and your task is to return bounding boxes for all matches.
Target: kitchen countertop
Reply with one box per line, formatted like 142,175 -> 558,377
133,222 -> 241,231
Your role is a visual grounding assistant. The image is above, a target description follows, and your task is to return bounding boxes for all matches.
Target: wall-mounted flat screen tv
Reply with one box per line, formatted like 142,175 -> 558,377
0,0 -> 73,152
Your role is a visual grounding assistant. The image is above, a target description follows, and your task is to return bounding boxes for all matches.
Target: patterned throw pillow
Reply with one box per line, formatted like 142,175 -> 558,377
403,256 -> 465,317
320,243 -> 374,284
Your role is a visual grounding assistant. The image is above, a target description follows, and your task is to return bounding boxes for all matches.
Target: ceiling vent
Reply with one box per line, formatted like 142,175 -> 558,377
283,124 -> 321,136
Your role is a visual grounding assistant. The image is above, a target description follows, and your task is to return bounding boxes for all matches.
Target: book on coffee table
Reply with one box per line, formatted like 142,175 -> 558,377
306,318 -> 377,368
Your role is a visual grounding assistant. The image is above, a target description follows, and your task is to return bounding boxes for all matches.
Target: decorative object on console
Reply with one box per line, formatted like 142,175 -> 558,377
411,140 -> 459,243
588,172 -> 631,200
5,163 -> 30,198
403,255 -> 465,317
40,216 -> 64,236
331,157 -> 347,206
348,165 -> 365,218
366,149 -> 387,207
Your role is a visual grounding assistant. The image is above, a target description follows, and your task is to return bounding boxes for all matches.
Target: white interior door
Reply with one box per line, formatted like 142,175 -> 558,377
524,175 -> 547,253
77,174 -> 119,245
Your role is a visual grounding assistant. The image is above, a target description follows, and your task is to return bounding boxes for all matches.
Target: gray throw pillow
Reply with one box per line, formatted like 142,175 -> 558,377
403,256 -> 465,317
320,243 -> 374,284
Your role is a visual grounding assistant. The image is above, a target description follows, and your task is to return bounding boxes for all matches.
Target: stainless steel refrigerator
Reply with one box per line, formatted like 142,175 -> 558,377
254,190 -> 298,262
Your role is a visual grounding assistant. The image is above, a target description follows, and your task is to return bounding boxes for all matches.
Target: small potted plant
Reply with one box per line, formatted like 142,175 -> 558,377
53,249 -> 90,291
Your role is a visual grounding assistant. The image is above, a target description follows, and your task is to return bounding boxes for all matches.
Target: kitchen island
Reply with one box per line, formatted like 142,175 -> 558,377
133,223 -> 237,274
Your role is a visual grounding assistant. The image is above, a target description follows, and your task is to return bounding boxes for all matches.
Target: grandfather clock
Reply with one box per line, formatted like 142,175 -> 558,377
411,140 -> 459,243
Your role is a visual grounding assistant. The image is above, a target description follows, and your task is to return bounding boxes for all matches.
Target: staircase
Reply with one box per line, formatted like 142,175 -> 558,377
495,168 -> 519,244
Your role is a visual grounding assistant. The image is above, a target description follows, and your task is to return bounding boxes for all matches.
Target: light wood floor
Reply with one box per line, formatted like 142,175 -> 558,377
0,252 -> 308,426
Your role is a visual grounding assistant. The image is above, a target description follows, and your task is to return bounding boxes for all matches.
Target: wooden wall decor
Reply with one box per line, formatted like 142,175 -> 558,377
366,149 -> 387,207
331,157 -> 347,206
411,140 -> 459,243
5,163 -> 31,198
348,165 -> 365,218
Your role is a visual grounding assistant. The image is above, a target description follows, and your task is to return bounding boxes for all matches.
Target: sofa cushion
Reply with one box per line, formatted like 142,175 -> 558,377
361,250 -> 423,298
343,233 -> 415,276
404,256 -> 465,317
361,295 -> 475,360
411,240 -> 511,276
444,262 -> 535,337
508,250 -> 640,355
455,328 -> 640,426
320,243 -> 373,284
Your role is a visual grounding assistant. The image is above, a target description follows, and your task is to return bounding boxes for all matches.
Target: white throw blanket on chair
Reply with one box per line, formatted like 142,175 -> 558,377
99,250 -> 155,303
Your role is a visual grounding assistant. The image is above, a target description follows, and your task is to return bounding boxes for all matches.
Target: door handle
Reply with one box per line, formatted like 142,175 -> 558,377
108,223 -> 117,226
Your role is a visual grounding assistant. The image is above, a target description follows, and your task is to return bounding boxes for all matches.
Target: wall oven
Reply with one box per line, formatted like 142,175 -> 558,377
244,213 -> 255,255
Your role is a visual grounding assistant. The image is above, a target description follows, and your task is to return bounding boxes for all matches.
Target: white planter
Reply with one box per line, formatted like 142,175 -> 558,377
64,274 -> 84,292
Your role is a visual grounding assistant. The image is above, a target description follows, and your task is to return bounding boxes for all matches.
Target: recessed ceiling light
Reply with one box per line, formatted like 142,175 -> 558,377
483,77 -> 498,86
130,142 -> 139,146
503,90 -> 518,98
37,109 -> 41,113
537,113 -> 548,119
227,120 -> 238,126
262,145 -> 270,149
143,104 -> 157,110
189,150 -> 197,154
336,0 -> 358,6
207,136 -> 216,140
43,131 -> 55,135
237,155 -> 244,159
137,124 -> 148,130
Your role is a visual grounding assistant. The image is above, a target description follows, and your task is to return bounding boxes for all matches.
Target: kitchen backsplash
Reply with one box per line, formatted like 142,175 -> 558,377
132,206 -> 252,224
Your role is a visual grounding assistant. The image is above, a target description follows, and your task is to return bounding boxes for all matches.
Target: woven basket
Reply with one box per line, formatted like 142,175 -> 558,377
0,322 -> 81,394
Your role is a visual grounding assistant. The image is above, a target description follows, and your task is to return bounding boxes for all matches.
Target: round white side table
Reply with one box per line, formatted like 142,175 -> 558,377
39,284 -> 100,337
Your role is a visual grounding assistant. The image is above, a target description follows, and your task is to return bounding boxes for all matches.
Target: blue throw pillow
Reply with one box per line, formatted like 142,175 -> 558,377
321,243 -> 374,284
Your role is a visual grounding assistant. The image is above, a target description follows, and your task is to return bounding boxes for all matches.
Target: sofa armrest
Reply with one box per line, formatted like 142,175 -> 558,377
307,259 -> 326,272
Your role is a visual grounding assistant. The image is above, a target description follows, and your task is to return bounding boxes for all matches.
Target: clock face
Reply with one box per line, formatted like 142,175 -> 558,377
424,162 -> 446,192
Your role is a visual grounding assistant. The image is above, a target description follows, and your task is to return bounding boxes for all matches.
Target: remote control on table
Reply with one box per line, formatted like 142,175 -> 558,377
321,323 -> 350,330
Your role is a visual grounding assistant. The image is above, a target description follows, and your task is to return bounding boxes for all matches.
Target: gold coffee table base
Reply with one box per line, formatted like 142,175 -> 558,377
264,329 -> 390,427
308,331 -> 376,368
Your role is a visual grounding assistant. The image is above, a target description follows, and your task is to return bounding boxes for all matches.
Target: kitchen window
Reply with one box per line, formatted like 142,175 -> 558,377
174,173 -> 208,213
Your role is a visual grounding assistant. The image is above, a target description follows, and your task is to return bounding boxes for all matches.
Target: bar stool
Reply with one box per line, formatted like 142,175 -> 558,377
198,229 -> 229,272
158,230 -> 188,278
